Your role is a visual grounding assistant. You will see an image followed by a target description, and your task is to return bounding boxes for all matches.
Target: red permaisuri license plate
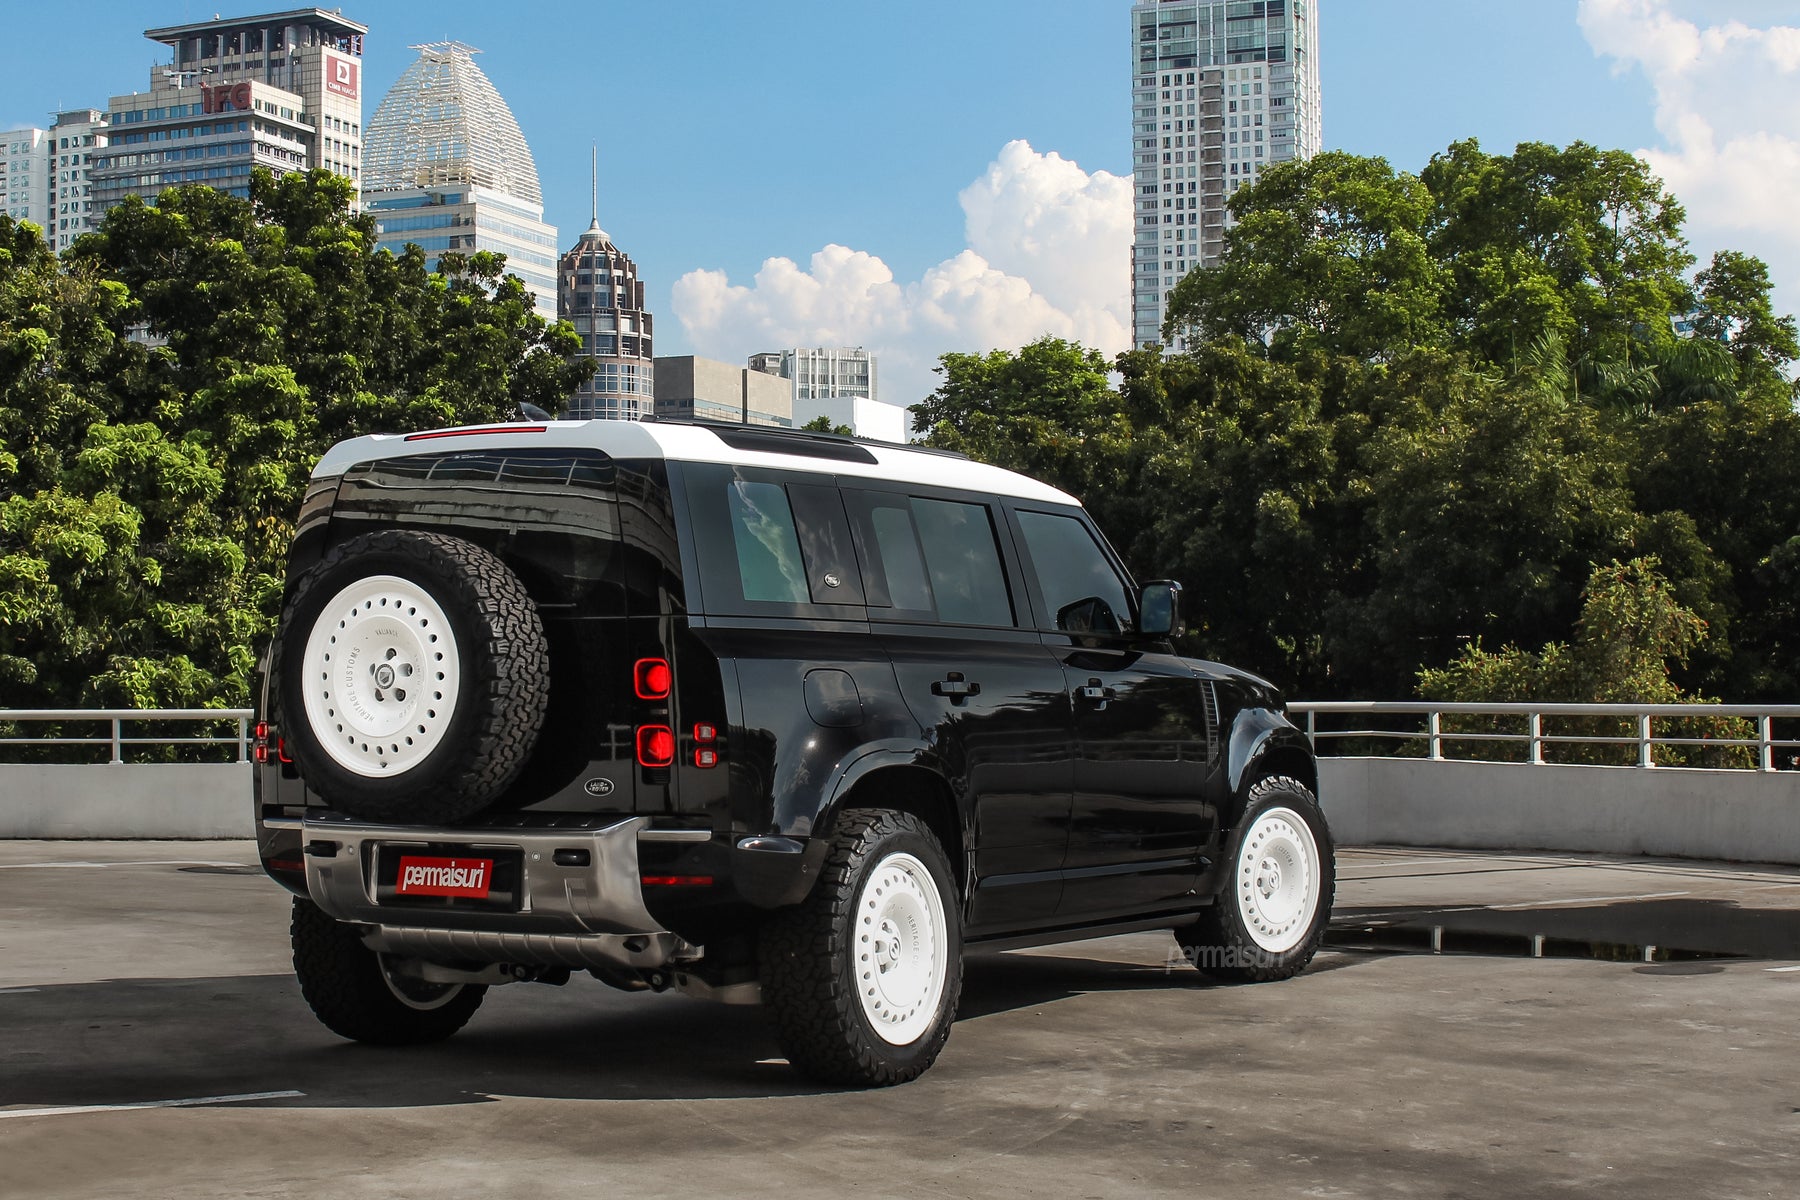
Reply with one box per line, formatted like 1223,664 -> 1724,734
394,855 -> 495,899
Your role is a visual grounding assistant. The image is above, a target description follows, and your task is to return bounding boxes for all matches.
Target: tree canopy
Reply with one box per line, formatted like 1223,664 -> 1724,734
918,140 -> 1800,703
0,169 -> 590,708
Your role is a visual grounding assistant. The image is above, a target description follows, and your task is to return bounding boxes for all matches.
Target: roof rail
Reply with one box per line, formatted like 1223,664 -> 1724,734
647,417 -> 969,461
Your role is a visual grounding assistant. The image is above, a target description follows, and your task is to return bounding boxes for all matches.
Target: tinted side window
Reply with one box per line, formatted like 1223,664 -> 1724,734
682,463 -> 864,618
727,480 -> 807,603
847,490 -> 1015,627
1015,510 -> 1132,635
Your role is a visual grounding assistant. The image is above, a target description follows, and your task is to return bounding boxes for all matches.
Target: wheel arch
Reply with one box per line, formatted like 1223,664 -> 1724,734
1223,711 -> 1319,834
821,760 -> 968,901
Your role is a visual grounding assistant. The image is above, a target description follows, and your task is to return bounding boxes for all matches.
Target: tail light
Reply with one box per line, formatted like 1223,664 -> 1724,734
253,721 -> 270,765
641,874 -> 715,887
634,658 -> 672,700
636,725 -> 675,768
693,722 -> 718,768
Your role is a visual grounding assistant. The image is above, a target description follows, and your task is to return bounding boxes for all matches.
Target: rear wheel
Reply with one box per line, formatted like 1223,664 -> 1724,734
290,897 -> 485,1045
759,810 -> 962,1086
275,529 -> 549,825
1178,775 -> 1334,982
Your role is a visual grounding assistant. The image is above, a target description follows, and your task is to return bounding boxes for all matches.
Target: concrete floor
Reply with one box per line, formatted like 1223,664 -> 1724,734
2,841 -> 1797,1199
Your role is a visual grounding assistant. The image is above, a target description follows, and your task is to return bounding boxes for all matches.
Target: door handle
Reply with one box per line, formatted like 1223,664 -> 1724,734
1078,678 -> 1115,703
931,674 -> 981,703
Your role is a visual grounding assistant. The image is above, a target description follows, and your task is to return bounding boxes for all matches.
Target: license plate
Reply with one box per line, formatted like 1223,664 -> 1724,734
393,855 -> 495,900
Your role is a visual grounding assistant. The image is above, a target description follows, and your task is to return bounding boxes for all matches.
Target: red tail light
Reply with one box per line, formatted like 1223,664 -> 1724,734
253,721 -> 269,765
636,725 -> 675,768
641,874 -> 715,887
634,658 -> 672,700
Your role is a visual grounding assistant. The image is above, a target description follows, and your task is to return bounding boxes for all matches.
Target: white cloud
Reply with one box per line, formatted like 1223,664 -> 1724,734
669,140 -> 1133,414
1579,0 -> 1800,318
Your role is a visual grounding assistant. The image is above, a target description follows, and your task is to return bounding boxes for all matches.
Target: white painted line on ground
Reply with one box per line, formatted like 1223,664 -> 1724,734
1765,965 -> 1800,973
1340,856 -> 1529,870
0,987 -> 42,995
1491,890 -> 1690,910
0,1090 -> 304,1121
0,860 -> 244,871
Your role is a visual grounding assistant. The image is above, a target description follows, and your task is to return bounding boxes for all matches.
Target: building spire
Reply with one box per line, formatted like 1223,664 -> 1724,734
590,142 -> 599,230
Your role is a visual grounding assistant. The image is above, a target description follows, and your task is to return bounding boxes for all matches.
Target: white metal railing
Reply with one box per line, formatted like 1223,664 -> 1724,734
1290,701 -> 1800,772
0,709 -> 255,763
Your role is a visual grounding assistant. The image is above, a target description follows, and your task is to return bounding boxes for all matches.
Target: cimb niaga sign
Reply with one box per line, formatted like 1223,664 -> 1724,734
324,50 -> 359,100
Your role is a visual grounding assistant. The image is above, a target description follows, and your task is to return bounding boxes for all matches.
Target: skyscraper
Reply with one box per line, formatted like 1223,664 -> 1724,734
361,42 -> 558,320
3,125 -> 51,234
90,8 -> 368,214
1130,0 -> 1321,349
557,154 -> 655,420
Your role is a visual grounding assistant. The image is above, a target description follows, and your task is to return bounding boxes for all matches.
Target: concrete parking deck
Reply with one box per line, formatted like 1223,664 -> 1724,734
2,841 -> 1796,1199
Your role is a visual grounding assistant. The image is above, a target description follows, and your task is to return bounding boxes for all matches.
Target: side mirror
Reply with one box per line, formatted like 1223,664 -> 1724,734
1138,580 -> 1185,639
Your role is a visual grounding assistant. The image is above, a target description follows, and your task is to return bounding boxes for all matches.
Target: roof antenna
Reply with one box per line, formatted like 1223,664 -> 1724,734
589,141 -> 600,233
518,401 -> 553,422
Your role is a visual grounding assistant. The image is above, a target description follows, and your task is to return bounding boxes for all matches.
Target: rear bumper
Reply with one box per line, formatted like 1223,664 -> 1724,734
299,811 -> 706,970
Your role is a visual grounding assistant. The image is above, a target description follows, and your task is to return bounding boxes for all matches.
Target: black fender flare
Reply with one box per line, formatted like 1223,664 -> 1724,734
1225,708 -> 1318,825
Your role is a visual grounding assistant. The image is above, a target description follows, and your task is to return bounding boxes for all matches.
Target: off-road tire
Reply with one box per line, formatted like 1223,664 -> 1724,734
290,897 -> 485,1045
275,529 -> 549,825
1177,775 -> 1335,983
759,810 -> 963,1087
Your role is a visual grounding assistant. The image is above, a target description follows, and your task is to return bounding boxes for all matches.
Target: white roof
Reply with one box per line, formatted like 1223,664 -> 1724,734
310,420 -> 1081,507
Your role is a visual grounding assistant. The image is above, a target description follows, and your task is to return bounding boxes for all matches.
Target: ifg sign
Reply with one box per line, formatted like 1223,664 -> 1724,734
200,82 -> 252,114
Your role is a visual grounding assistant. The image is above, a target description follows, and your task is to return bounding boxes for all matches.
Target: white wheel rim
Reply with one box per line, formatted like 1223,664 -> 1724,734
301,574 -> 460,779
378,956 -> 463,1011
1236,806 -> 1321,954
854,851 -> 949,1047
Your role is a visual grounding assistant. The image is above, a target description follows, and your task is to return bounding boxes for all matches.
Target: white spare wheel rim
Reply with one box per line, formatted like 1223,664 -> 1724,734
301,574 -> 460,778
856,851 -> 949,1047
1237,806 -> 1322,953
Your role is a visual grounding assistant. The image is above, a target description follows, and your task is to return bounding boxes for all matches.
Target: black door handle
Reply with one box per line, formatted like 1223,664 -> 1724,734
1078,678 -> 1115,703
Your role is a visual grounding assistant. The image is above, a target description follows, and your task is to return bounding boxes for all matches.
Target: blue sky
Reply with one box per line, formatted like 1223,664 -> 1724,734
5,2 -> 1800,403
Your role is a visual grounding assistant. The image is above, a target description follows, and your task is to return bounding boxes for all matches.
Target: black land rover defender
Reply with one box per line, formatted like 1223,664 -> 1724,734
254,419 -> 1332,1086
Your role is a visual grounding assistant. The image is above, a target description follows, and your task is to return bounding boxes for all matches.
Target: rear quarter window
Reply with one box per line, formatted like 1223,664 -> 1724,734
682,463 -> 865,619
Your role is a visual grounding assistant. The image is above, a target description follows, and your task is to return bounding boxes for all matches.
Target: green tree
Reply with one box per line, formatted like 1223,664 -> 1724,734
1421,140 -> 1695,368
0,170 -> 593,709
1419,558 -> 1752,766
1163,152 -> 1445,360
801,415 -> 854,435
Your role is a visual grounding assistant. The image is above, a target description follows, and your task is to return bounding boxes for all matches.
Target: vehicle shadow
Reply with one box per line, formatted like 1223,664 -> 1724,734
0,939 -> 1352,1111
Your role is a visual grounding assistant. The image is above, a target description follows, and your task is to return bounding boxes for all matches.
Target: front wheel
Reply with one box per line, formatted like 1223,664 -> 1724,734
1177,775 -> 1335,982
290,898 -> 486,1045
759,810 -> 963,1087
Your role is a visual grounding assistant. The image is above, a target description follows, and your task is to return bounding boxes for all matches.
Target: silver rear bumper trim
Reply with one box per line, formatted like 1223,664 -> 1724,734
302,812 -> 672,940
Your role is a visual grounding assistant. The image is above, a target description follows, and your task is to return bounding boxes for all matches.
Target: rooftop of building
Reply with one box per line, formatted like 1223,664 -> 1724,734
144,7 -> 369,44
362,41 -> 542,206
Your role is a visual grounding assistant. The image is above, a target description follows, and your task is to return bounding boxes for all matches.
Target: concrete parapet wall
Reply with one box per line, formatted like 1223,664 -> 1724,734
0,763 -> 252,839
1318,756 -> 1800,865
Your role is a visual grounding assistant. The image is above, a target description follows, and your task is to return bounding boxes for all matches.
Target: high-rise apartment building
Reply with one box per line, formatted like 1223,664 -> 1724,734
2,125 -> 51,235
90,9 -> 368,214
361,42 -> 558,320
1130,0 -> 1321,349
558,209 -> 655,420
2,126 -> 51,230
45,110 -> 109,253
747,347 -> 908,442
